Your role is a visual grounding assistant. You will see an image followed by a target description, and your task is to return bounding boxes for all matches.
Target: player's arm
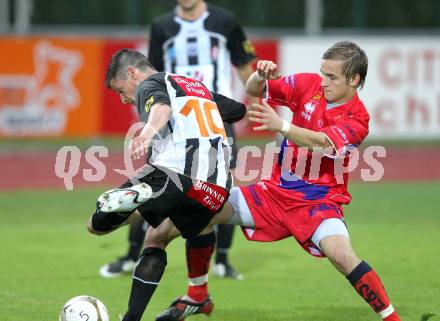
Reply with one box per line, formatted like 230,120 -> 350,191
248,100 -> 331,149
237,62 -> 261,107
130,103 -> 172,159
212,92 -> 246,123
237,62 -> 254,85
245,60 -> 281,97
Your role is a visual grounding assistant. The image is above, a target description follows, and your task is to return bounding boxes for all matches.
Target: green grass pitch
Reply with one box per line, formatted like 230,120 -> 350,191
1,182 -> 439,321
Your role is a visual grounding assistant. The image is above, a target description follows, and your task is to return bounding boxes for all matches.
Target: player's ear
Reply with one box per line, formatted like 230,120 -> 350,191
349,74 -> 361,88
127,67 -> 136,80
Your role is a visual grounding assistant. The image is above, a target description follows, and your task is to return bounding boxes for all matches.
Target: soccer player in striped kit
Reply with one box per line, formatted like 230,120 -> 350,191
87,48 -> 246,321
100,0 -> 255,282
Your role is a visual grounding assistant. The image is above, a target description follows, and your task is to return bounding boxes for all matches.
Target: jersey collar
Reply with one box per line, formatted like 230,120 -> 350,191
326,92 -> 360,111
174,8 -> 209,23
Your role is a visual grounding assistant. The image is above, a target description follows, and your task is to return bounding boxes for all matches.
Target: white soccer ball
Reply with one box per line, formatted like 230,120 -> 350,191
59,295 -> 109,321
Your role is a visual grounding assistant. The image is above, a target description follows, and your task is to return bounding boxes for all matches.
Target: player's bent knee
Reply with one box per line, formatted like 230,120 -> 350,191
338,257 -> 359,275
145,218 -> 181,248
135,247 -> 167,281
145,227 -> 170,248
330,247 -> 350,264
327,245 -> 359,273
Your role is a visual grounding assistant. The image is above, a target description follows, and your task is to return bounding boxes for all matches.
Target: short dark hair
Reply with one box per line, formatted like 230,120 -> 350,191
105,49 -> 154,88
322,41 -> 368,89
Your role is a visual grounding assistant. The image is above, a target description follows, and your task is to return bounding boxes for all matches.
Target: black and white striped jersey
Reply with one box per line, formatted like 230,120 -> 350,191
135,72 -> 245,189
148,4 -> 256,98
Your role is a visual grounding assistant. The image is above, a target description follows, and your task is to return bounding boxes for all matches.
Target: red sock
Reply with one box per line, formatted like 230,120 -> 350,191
185,232 -> 216,302
346,261 -> 401,320
383,311 -> 401,321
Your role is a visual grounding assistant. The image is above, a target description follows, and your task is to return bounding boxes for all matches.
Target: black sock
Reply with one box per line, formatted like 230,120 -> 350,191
122,247 -> 167,321
215,224 -> 234,265
126,219 -> 148,261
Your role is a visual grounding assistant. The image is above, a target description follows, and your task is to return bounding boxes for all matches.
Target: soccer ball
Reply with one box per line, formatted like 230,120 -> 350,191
59,295 -> 109,321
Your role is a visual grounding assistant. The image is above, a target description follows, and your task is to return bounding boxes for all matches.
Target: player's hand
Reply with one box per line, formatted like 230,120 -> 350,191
129,135 -> 151,160
248,100 -> 283,132
256,60 -> 281,80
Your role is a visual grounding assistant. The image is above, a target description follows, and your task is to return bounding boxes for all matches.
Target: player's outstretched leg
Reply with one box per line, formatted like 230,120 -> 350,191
95,182 -> 152,277
121,247 -> 167,321
156,232 -> 216,321
321,235 -> 401,321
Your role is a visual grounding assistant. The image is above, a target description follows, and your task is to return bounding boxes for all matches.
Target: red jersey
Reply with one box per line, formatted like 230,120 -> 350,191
264,73 -> 370,204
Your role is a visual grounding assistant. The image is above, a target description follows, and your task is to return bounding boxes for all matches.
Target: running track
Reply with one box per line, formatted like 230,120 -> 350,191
0,147 -> 439,191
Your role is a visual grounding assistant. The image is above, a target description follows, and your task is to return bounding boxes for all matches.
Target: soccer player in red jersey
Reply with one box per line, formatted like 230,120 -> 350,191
229,40 -> 400,321
154,41 -> 402,321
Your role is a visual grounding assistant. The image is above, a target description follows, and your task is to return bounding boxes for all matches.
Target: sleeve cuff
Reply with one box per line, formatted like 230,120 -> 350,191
320,132 -> 356,159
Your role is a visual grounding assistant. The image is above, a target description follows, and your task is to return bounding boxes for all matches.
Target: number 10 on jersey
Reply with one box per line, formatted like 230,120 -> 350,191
179,98 -> 227,139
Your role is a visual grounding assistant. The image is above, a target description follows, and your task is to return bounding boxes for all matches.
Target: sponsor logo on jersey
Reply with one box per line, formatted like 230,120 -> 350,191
144,96 -> 154,113
304,102 -> 316,114
172,75 -> 211,99
312,93 -> 322,101
301,101 -> 317,121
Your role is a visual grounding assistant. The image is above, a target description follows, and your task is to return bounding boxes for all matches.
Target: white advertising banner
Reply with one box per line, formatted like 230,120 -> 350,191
279,37 -> 440,138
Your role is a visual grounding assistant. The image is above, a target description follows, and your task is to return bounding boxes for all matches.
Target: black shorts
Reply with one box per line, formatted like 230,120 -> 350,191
119,166 -> 229,239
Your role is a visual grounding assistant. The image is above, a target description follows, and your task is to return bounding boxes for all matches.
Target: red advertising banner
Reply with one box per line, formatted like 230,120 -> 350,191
100,39 -> 147,135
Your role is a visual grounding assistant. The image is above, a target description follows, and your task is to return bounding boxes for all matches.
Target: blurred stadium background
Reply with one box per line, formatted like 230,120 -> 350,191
0,1 -> 439,321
